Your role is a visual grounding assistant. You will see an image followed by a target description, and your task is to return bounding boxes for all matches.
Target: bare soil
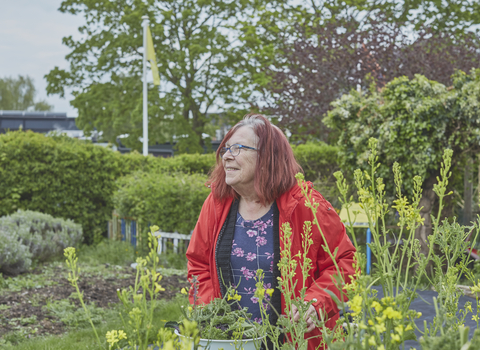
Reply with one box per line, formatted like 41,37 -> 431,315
0,264 -> 189,339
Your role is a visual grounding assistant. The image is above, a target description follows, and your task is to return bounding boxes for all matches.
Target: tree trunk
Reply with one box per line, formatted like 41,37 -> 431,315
415,174 -> 438,258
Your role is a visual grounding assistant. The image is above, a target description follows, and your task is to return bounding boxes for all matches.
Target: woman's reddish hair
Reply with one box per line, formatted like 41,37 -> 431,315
209,113 -> 303,205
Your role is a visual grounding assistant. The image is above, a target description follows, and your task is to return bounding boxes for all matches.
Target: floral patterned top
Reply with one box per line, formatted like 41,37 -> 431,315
230,206 -> 274,324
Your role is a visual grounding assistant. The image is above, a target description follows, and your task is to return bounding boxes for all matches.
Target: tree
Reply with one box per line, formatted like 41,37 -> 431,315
46,0 -> 260,153
324,71 -> 480,256
0,75 -> 52,111
254,17 -> 480,142
236,0 -> 480,141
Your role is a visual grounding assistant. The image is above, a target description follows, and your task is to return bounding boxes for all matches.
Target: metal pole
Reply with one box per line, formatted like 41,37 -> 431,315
142,16 -> 149,156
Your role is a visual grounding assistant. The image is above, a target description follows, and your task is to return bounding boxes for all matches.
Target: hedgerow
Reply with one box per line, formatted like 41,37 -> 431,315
0,131 -> 215,244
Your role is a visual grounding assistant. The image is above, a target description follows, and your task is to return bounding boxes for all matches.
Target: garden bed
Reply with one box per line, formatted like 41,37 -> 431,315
0,262 -> 189,342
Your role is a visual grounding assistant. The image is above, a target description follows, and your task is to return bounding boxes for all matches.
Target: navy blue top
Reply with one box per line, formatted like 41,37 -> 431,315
230,206 -> 274,323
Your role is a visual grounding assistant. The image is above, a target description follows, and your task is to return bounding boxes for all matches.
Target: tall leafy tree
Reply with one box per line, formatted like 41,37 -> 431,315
260,18 -> 480,141
324,71 -> 480,255
0,75 -> 52,111
46,0 -> 256,153
237,1 -> 480,141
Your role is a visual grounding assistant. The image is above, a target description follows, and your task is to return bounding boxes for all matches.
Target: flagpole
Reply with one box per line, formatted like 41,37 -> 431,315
142,16 -> 149,156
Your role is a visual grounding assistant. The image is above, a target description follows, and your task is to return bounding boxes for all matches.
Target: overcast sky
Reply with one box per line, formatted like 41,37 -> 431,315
0,0 -> 84,116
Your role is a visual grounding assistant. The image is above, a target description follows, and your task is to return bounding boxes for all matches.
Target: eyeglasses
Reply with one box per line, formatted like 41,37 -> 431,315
219,144 -> 258,157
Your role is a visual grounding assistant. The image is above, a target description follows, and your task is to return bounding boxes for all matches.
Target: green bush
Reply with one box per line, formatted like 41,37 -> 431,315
77,239 -> 135,266
0,131 -> 125,244
0,210 -> 82,275
292,141 -> 342,207
113,171 -> 211,234
0,131 -> 215,244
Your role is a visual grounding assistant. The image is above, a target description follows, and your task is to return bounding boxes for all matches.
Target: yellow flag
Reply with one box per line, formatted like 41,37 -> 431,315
146,27 -> 160,85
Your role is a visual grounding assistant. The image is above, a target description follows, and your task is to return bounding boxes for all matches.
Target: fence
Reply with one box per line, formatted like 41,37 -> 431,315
108,211 -> 192,254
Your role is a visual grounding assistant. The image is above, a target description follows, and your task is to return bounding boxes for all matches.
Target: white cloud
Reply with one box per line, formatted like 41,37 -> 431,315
0,0 -> 85,116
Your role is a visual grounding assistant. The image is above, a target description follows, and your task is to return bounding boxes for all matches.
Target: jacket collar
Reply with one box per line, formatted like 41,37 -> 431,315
212,181 -> 312,223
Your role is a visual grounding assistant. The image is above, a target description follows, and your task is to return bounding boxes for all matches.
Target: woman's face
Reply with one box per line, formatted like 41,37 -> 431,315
222,126 -> 258,195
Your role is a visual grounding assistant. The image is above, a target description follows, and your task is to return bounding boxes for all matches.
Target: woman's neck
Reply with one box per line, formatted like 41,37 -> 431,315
238,196 -> 273,221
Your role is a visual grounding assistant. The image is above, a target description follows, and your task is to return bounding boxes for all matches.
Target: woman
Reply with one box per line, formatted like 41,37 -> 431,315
186,113 -> 356,349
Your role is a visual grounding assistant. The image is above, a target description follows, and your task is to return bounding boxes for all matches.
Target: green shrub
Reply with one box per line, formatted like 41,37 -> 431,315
0,210 -> 82,275
0,131 -> 215,244
113,171 -> 210,235
77,239 -> 135,266
0,131 -> 124,244
292,141 -> 342,207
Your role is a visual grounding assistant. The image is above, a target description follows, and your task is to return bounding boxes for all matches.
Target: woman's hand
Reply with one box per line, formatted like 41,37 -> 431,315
290,303 -> 318,333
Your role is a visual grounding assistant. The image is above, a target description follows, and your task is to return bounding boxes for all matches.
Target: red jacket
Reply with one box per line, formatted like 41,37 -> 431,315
186,183 -> 356,350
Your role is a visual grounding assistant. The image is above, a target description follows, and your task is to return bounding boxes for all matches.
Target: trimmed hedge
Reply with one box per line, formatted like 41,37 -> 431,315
0,210 -> 82,275
292,142 -> 341,208
0,131 -> 215,244
0,130 -> 341,244
113,171 -> 211,234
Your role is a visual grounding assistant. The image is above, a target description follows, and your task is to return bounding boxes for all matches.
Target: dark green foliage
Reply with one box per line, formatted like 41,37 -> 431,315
292,142 -> 340,183
113,171 -> 211,234
292,141 -> 342,207
0,131 -> 124,244
0,130 -> 215,244
0,210 -> 82,275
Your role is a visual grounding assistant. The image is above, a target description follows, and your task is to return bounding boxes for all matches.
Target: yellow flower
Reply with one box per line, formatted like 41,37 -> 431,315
371,301 -> 383,312
374,323 -> 386,333
227,292 -> 242,301
106,330 -> 119,345
470,282 -> 480,293
377,345 -> 385,350
405,325 -> 413,331
394,325 -> 404,336
368,335 -> 376,346
188,306 -> 193,312
467,305 -> 473,313
118,330 -> 127,340
347,295 -> 363,316
391,334 -> 401,343
368,319 -> 374,326
181,287 -> 188,295
383,307 -> 402,320
472,315 -> 479,322
266,288 -> 274,297
416,312 -> 422,318
155,283 -> 166,293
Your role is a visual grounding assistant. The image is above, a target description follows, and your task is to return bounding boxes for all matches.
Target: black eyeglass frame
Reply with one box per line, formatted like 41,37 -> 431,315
219,144 -> 258,157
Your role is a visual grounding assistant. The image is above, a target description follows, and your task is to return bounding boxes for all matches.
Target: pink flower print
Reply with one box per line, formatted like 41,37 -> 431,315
232,247 -> 244,257
265,252 -> 274,260
256,236 -> 267,247
244,287 -> 254,295
250,296 -> 259,304
254,221 -> 267,231
241,267 -> 254,280
246,252 -> 256,261
266,219 -> 272,226
246,229 -> 257,237
254,318 -> 263,324
269,260 -> 274,272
